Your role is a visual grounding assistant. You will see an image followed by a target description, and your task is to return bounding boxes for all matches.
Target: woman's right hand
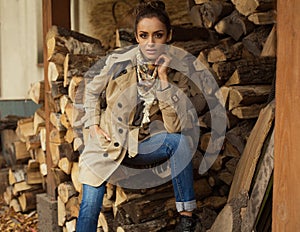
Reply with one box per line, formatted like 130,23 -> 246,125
89,125 -> 111,141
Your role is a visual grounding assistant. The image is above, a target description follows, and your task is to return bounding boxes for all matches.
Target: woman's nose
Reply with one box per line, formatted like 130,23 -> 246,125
148,36 -> 155,45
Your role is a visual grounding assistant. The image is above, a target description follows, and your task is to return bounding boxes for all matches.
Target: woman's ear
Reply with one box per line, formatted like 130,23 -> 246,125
135,33 -> 139,43
167,30 -> 173,43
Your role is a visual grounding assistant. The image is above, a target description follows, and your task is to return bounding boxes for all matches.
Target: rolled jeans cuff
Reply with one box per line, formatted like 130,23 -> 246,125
176,200 -> 197,212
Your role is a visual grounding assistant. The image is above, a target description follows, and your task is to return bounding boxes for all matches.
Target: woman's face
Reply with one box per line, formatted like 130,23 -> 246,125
135,17 -> 170,61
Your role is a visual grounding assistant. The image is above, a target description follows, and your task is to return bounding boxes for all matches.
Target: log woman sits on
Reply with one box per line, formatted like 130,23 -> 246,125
77,1 -> 200,231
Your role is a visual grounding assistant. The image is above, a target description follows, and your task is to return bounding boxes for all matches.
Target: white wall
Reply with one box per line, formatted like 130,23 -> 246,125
0,0 -> 44,100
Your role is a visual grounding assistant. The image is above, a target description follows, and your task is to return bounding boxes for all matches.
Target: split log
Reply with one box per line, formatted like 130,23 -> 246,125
49,128 -> 65,144
63,53 -> 102,88
28,81 -> 45,104
26,160 -> 43,185
203,196 -> 227,210
14,141 -> 31,161
68,76 -> 84,104
46,25 -> 105,61
58,157 -> 73,175
51,81 -> 68,99
261,24 -> 276,57
173,39 -> 216,56
50,142 -> 77,167
242,25 -> 273,56
231,0 -> 276,17
228,101 -> 275,201
50,112 -> 66,131
13,181 -> 42,196
224,120 -> 255,158
71,162 -> 81,193
118,191 -> 175,224
215,10 -> 255,41
199,132 -> 225,154
57,196 -> 66,226
9,198 -> 22,212
65,196 -> 80,221
51,168 -> 71,187
15,117 -> 34,143
58,181 -> 77,204
64,127 -> 78,144
248,10 -> 277,25
208,42 -> 244,63
228,85 -> 272,110
190,1 -> 234,28
9,167 -> 26,185
0,116 -> 24,131
25,135 -> 41,151
4,186 -> 13,205
194,178 -> 213,200
65,219 -> 77,232
225,57 -> 276,86
242,129 -> 274,231
231,103 -> 266,119
48,62 -> 64,82
46,92 -> 61,113
39,127 -> 46,151
18,189 -> 44,212
60,113 -> 72,130
33,109 -> 45,135
64,102 -> 85,128
73,137 -> 84,152
60,95 -> 72,114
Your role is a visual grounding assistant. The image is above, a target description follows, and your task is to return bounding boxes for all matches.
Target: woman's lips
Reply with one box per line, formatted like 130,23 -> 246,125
146,49 -> 157,55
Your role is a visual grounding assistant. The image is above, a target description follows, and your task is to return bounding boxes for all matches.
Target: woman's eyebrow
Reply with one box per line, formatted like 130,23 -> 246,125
138,30 -> 164,33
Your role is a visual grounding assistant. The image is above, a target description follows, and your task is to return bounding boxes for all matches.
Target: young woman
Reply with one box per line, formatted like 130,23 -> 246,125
76,1 -> 200,231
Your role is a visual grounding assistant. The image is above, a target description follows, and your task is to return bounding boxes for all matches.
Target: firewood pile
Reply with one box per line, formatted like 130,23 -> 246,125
0,0 -> 276,231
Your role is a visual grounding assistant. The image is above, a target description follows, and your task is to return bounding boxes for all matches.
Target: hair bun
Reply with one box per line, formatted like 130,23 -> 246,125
146,0 -> 165,11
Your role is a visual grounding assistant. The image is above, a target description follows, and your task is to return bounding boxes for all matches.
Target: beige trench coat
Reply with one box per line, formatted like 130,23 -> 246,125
78,45 -> 197,187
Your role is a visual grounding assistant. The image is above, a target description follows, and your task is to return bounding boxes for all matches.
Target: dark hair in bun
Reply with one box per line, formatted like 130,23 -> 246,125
134,0 -> 171,36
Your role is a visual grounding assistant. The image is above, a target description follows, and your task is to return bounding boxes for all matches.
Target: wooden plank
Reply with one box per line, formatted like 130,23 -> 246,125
43,0 -> 71,198
228,101 -> 275,201
273,0 -> 300,230
242,129 -> 274,231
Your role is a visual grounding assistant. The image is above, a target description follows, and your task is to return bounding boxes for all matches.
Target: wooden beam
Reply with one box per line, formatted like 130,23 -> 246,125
273,0 -> 300,231
42,0 -> 70,198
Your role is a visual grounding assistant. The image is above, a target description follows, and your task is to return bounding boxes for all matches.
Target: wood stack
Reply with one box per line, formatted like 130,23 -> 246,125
1,117 -> 46,213
1,0 -> 276,231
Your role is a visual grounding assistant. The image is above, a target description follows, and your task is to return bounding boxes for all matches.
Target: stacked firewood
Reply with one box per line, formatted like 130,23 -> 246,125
1,0 -> 276,231
1,116 -> 46,213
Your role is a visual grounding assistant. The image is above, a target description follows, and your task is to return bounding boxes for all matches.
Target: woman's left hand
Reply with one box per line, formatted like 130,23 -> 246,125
155,54 -> 171,88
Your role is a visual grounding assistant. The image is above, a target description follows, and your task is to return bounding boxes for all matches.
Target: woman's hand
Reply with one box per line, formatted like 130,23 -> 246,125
89,125 -> 111,141
155,54 -> 171,89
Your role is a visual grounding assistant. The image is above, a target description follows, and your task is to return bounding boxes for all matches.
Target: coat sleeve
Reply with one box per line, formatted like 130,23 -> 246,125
83,55 -> 113,128
156,71 -> 190,133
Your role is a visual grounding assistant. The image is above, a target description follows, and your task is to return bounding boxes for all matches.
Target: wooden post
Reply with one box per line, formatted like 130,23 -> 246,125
273,0 -> 300,230
42,0 -> 70,198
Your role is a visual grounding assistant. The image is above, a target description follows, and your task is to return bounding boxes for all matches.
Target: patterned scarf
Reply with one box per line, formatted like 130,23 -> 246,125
136,49 -> 159,125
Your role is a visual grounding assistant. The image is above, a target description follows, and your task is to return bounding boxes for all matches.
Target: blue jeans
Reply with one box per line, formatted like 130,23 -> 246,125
76,133 -> 196,232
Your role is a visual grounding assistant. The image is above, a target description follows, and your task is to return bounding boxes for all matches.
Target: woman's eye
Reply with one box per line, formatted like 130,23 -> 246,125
155,33 -> 163,38
139,33 -> 147,39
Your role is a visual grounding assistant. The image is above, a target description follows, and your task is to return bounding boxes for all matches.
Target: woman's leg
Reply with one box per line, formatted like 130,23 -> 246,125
76,183 -> 106,232
123,133 -> 196,213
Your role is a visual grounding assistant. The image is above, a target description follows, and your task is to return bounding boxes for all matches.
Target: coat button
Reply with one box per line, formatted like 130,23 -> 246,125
117,102 -> 122,108
114,142 -> 120,147
118,117 -> 122,122
118,128 -> 123,134
103,153 -> 108,157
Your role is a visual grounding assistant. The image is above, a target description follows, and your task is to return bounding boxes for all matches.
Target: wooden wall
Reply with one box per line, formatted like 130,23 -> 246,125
273,0 -> 300,230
